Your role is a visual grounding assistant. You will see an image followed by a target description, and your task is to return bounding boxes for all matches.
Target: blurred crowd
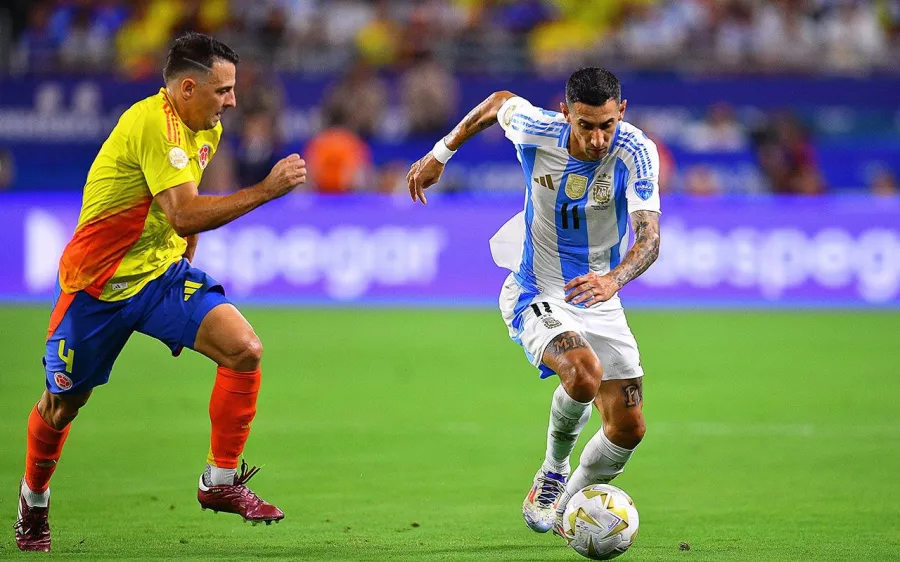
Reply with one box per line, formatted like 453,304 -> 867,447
196,93 -> 900,199
2,0 -> 899,76
0,0 -> 898,197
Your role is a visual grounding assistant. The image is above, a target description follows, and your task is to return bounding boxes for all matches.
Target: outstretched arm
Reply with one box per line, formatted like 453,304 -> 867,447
406,90 -> 516,205
565,211 -> 661,307
443,90 -> 516,150
155,154 -> 307,237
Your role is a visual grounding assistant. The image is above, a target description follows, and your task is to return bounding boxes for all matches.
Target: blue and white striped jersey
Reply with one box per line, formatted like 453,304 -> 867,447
489,96 -> 661,308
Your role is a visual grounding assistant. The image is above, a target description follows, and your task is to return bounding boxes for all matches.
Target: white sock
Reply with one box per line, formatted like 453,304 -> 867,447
541,385 -> 593,475
558,429 -> 635,513
204,464 -> 237,486
21,480 -> 49,508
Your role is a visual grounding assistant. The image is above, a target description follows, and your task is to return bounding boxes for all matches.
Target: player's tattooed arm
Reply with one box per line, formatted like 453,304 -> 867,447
609,210 -> 660,289
565,210 -> 659,306
408,91 -> 516,204
443,91 -> 516,150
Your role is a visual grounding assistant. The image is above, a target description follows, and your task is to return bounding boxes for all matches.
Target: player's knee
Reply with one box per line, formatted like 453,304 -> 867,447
39,391 -> 90,430
558,352 -> 603,403
607,417 -> 646,450
230,333 -> 263,372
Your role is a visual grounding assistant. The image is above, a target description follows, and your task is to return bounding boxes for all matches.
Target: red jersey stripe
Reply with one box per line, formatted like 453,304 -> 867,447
58,196 -> 154,297
163,102 -> 182,145
165,112 -> 174,143
46,291 -> 76,341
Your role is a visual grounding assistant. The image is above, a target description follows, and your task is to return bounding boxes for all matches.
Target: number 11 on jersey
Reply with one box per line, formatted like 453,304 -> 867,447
560,203 -> 582,229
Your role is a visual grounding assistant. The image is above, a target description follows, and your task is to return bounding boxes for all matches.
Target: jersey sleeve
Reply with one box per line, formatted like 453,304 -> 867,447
134,108 -> 195,196
622,135 -> 661,214
497,96 -> 568,148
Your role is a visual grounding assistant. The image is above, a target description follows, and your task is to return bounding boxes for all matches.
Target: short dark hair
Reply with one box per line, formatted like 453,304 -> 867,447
163,32 -> 240,82
565,67 -> 621,107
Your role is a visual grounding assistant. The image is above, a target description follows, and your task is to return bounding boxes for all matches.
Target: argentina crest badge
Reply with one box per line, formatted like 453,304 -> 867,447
592,172 -> 613,208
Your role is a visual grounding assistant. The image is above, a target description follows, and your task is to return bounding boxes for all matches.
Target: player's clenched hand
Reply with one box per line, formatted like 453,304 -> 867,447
263,154 -> 307,197
564,273 -> 621,307
406,153 -> 444,205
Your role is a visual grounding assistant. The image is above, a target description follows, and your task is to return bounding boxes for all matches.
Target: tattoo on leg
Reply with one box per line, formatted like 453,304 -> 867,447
622,383 -> 643,408
548,332 -> 589,356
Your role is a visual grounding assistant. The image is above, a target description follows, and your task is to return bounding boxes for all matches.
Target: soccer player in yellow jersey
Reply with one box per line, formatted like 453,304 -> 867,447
14,32 -> 307,552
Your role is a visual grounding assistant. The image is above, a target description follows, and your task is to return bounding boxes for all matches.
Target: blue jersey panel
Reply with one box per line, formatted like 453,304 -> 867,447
43,283 -> 132,394
133,259 -> 229,353
611,158 -> 631,270
515,145 -> 540,292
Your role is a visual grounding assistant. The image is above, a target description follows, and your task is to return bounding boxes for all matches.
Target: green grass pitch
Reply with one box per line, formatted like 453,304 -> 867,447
1,307 -> 899,561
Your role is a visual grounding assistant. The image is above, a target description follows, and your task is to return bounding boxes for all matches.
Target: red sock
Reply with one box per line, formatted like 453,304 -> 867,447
24,404 -> 70,493
207,367 -> 261,469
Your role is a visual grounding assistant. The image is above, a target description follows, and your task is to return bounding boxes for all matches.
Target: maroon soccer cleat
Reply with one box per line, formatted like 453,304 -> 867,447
14,484 -> 51,552
197,460 -> 284,525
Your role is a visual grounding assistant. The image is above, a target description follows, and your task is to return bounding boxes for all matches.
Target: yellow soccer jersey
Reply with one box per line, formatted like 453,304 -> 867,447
58,88 -> 221,301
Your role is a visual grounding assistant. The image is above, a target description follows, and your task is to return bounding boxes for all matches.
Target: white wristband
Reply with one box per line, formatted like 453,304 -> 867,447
431,139 -> 457,164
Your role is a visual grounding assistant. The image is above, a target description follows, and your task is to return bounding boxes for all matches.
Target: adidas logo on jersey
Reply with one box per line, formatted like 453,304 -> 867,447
533,174 -> 555,191
184,280 -> 203,301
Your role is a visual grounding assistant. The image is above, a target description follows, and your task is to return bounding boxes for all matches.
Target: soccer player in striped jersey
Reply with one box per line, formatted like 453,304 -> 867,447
407,68 -> 660,534
14,33 -> 307,552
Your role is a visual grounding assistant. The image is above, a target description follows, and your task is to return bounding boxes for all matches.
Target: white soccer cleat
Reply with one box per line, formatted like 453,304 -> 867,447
522,469 -> 567,533
552,511 -> 571,544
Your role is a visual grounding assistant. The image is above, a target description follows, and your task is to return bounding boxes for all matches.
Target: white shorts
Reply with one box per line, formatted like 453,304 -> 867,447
499,274 -> 644,380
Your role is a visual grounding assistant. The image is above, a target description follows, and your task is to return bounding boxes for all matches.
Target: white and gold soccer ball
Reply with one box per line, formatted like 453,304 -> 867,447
560,484 -> 639,560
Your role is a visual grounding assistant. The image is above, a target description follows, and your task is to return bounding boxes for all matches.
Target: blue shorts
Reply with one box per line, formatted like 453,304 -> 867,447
43,259 -> 230,394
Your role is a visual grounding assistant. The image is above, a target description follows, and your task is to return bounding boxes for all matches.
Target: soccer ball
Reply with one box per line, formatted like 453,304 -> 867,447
560,484 -> 639,560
